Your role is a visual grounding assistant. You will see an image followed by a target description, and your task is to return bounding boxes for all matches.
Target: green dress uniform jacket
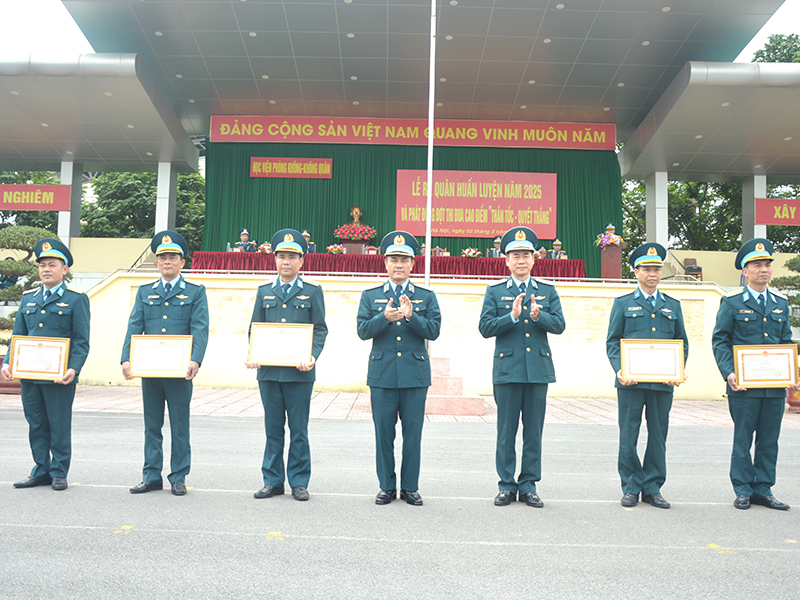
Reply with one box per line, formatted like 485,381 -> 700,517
712,288 -> 791,497
5,284 -> 90,479
121,276 -> 209,483
249,278 -> 328,488
357,281 -> 441,388
606,289 -> 688,496
234,241 -> 257,252
479,277 -> 565,494
357,280 -> 441,492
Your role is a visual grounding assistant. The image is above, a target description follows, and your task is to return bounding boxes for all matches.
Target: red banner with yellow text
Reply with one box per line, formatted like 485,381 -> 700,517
755,198 -> 800,225
250,157 -> 332,179
0,185 -> 71,211
396,170 -> 557,239
211,116 -> 615,150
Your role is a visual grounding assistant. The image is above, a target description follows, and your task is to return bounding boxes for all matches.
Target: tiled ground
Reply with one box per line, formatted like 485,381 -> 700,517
1,384 -> 798,428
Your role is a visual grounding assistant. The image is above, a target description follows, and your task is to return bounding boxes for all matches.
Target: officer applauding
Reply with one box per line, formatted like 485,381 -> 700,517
122,231 -> 209,496
2,239 -> 90,491
479,227 -> 565,507
712,238 -> 799,511
247,229 -> 328,502
357,232 -> 441,506
606,243 -> 688,509
233,229 -> 257,252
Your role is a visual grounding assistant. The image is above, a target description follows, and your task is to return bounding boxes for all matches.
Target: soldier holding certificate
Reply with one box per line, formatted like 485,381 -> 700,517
121,231 -> 209,496
479,227 -> 565,508
2,239 -> 90,491
356,231 -> 441,506
247,229 -> 328,502
606,243 -> 688,509
712,238 -> 799,511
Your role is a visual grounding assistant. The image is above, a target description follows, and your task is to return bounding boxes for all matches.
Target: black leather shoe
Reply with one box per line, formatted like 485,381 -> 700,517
621,493 -> 639,507
641,492 -> 670,509
291,486 -> 309,501
400,489 -> 423,506
171,482 -> 187,496
130,480 -> 163,494
51,477 -> 68,491
520,491 -> 544,508
494,490 -> 516,506
375,489 -> 397,505
13,475 -> 52,489
751,495 -> 790,510
253,485 -> 285,499
734,494 -> 751,510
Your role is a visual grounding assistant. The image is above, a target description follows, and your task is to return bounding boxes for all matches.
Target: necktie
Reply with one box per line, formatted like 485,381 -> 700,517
43,289 -> 50,301
165,282 -> 172,294
393,285 -> 402,304
649,295 -> 656,308
282,283 -> 291,296
519,281 -> 526,296
756,294 -> 763,306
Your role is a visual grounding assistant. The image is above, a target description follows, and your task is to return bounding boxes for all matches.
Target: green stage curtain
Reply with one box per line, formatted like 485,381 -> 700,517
204,142 -> 621,278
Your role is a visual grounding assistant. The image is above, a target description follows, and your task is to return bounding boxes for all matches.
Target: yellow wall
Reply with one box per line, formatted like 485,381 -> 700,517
81,271 -> 728,401
70,238 -> 151,272
669,250 -> 798,287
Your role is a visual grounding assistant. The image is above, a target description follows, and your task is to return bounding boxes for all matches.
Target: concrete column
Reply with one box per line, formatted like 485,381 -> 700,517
742,175 -> 767,241
57,161 -> 83,248
154,162 -> 178,232
645,171 -> 668,246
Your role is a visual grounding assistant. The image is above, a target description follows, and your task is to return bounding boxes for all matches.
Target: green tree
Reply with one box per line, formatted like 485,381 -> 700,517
82,172 -> 206,263
0,171 -> 60,231
752,33 -> 800,63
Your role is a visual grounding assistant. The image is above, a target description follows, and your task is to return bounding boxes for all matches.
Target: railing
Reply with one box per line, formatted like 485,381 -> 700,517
128,243 -> 153,271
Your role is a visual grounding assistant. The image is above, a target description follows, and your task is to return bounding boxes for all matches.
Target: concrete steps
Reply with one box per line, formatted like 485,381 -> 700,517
425,357 -> 483,416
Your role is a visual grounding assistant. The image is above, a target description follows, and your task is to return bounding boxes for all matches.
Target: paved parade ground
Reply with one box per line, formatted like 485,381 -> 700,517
2,388 -> 799,599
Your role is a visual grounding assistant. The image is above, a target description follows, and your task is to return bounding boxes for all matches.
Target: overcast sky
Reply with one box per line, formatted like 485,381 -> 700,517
0,0 -> 797,62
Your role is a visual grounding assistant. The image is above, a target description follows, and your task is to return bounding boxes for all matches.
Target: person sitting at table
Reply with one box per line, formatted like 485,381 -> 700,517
547,239 -> 567,260
487,237 -> 503,257
302,230 -> 317,254
233,229 -> 257,252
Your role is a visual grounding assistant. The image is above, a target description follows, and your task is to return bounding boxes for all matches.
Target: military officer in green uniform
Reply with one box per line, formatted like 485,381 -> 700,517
479,227 -> 565,507
233,229 -> 257,252
712,238 -> 799,510
122,231 -> 209,496
356,231 -> 441,506
247,229 -> 328,502
487,236 -> 503,257
546,239 -> 566,260
2,239 -> 90,491
606,243 -> 688,509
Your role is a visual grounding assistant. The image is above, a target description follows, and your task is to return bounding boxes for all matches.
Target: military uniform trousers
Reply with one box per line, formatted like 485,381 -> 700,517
260,380 -> 313,488
727,396 -> 784,497
494,382 -> 547,494
617,387 -> 672,495
21,381 -> 76,480
370,386 -> 427,492
142,378 -> 192,483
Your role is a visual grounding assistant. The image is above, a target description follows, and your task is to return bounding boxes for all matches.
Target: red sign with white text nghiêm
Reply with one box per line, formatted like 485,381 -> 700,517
0,185 -> 71,211
250,157 -> 332,179
396,170 -> 557,239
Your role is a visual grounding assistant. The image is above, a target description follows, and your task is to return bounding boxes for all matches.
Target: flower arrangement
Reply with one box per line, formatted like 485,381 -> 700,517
257,242 -> 272,254
461,247 -> 482,258
594,232 -> 624,249
327,244 -> 346,254
334,223 -> 377,240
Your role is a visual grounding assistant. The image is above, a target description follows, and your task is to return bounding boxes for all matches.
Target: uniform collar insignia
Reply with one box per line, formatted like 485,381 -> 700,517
408,283 -> 415,293
383,283 -> 390,293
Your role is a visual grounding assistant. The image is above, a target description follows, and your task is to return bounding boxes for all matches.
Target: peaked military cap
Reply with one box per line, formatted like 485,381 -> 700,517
553,238 -> 562,246
35,238 -> 73,267
735,238 -> 774,270
629,242 -> 666,268
271,228 -> 307,255
301,230 -> 311,237
381,231 -> 418,257
493,236 -> 502,243
240,228 -> 250,236
152,230 -> 188,256
605,222 -> 616,230
501,227 -> 538,254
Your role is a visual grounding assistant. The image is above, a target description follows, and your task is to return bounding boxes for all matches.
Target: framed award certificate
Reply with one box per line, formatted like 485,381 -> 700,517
8,335 -> 70,381
129,335 -> 193,378
249,323 -> 314,367
620,339 -> 685,383
734,344 -> 798,388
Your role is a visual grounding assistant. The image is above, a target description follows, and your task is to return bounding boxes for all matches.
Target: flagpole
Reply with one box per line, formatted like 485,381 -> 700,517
424,0 -> 437,287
